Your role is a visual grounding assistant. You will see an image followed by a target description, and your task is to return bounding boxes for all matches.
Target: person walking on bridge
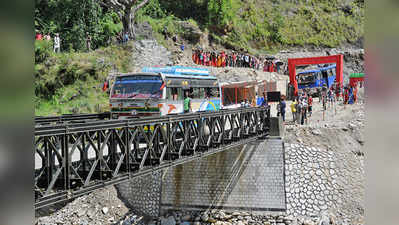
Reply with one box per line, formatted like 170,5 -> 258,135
184,91 -> 191,113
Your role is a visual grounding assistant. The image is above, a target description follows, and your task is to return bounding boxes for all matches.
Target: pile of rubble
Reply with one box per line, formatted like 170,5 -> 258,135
131,39 -> 173,71
152,209 -> 353,225
35,186 -> 130,225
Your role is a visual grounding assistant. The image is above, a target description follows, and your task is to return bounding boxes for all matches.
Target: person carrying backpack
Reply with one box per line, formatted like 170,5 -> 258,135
296,100 -> 302,125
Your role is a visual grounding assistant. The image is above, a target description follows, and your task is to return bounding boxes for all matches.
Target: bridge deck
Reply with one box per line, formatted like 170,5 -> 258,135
34,107 -> 270,209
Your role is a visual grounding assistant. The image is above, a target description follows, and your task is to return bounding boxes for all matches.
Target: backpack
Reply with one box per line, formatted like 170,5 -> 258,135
296,103 -> 302,113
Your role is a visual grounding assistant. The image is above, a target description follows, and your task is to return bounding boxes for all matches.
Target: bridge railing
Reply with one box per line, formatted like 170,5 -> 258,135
34,107 -> 270,209
35,112 -> 111,125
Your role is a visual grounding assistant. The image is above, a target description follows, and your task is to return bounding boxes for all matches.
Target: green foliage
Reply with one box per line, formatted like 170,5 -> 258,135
135,0 -> 364,51
35,0 -> 122,51
35,40 -> 53,64
207,0 -> 238,29
35,44 -> 133,115
137,0 -> 167,19
155,0 -> 209,24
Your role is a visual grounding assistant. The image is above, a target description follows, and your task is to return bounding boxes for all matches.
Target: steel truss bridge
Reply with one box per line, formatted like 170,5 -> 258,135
35,107 -> 270,210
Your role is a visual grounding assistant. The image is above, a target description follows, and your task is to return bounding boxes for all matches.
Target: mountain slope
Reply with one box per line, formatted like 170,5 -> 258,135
137,0 -> 364,52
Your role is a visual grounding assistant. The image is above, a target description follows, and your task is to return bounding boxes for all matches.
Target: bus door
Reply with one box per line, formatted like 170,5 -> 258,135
162,87 -> 184,115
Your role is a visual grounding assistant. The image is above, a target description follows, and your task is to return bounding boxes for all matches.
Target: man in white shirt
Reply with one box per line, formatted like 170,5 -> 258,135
54,33 -> 61,53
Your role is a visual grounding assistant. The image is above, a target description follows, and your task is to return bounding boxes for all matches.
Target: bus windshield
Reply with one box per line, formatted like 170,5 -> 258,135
297,73 -> 316,84
111,75 -> 163,99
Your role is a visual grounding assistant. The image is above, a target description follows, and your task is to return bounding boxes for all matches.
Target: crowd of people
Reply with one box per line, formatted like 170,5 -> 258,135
283,81 -> 361,125
191,49 -> 285,73
288,92 -> 313,125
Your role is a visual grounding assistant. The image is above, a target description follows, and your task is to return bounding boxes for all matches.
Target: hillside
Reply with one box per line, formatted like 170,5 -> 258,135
34,0 -> 365,116
34,40 -> 134,115
138,0 -> 364,52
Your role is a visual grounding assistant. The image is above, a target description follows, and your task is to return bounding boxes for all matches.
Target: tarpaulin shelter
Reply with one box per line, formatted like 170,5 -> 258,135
349,73 -> 364,87
221,80 -> 277,107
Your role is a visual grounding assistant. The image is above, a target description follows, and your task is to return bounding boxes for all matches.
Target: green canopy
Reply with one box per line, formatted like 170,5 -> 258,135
350,73 -> 365,78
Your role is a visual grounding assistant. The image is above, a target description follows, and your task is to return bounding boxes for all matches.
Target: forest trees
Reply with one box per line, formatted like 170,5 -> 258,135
100,0 -> 150,39
34,0 -> 150,51
35,0 -> 123,51
207,0 -> 238,33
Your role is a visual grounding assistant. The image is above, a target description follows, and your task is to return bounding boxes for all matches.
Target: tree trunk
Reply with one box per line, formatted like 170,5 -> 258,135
130,12 -> 136,39
130,11 -> 137,39
122,8 -> 132,37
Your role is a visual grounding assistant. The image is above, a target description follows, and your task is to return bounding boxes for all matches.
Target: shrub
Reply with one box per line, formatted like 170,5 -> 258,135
35,40 -> 53,64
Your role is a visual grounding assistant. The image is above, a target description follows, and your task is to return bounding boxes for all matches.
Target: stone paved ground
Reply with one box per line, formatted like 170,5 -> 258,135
282,99 -> 365,225
284,142 -> 364,223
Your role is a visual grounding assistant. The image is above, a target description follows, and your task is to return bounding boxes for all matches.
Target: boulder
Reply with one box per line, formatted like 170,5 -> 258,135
160,216 -> 176,225
178,21 -> 203,43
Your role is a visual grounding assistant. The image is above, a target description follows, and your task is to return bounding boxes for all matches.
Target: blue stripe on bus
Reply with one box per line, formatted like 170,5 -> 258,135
164,74 -> 218,80
142,66 -> 210,76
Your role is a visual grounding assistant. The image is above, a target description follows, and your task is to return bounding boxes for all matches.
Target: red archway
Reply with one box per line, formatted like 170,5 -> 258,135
288,54 -> 344,96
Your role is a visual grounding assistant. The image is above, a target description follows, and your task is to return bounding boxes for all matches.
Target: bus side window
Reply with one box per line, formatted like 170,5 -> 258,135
171,88 -> 178,100
166,87 -> 179,100
191,88 -> 201,98
209,87 -> 219,98
199,88 -> 206,98
166,88 -> 172,100
177,88 -> 184,100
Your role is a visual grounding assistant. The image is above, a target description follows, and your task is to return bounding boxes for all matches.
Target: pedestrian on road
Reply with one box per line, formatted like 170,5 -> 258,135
291,99 -> 297,122
301,98 -> 308,125
280,96 -> 286,122
308,95 -> 313,117
296,100 -> 302,125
